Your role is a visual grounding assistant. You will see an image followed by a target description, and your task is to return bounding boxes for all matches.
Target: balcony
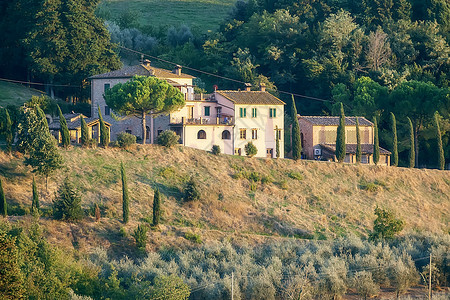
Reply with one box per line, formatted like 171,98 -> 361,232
170,116 -> 234,126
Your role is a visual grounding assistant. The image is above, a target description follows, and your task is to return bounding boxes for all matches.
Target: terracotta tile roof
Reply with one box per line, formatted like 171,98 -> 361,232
89,64 -> 195,80
49,115 -> 110,130
216,91 -> 285,105
320,144 -> 391,155
300,116 -> 373,126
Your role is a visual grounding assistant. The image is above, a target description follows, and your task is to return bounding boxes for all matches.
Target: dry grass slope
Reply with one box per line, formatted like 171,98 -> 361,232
0,145 -> 449,253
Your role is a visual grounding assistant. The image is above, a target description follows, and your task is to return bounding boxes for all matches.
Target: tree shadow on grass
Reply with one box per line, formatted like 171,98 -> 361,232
134,174 -> 183,201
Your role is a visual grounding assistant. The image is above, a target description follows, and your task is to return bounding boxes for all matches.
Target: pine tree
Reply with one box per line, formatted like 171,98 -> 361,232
407,117 -> 415,168
57,105 -> 70,147
291,95 -> 302,160
335,103 -> 346,162
0,179 -> 6,217
434,111 -> 445,170
80,115 -> 89,147
121,162 -> 129,223
98,106 -> 109,147
53,176 -> 83,222
355,117 -> 362,163
373,117 -> 380,165
4,109 -> 13,154
390,112 -> 398,166
275,125 -> 280,159
32,176 -> 39,213
152,188 -> 161,226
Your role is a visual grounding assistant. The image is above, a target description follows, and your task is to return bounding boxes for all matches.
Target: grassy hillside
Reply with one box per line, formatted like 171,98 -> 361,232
0,81 -> 45,107
98,0 -> 236,33
0,145 -> 449,254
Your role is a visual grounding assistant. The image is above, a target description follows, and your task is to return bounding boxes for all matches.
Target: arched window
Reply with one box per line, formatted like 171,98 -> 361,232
222,130 -> 231,140
197,130 -> 206,139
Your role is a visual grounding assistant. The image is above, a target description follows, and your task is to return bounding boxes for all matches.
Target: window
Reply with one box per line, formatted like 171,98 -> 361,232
234,148 -> 242,156
222,130 -> 231,140
252,129 -> 258,140
104,83 -> 110,92
197,130 -> 206,139
252,108 -> 257,118
240,108 -> 246,118
266,148 -> 273,158
240,129 -> 246,139
105,106 -> 110,116
269,108 -> 276,118
204,106 -> 210,116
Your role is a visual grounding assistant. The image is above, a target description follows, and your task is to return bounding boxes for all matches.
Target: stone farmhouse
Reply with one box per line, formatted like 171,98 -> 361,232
298,116 -> 391,165
90,61 -> 285,158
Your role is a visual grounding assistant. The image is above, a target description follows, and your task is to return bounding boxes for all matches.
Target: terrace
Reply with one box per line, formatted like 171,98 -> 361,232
170,116 -> 234,126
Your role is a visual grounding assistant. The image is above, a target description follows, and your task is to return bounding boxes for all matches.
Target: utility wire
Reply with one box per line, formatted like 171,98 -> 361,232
0,77 -> 81,88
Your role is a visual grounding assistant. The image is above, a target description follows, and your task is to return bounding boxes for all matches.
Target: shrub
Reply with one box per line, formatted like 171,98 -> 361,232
53,177 -> 83,222
184,231 -> 202,244
369,206 -> 404,240
132,224 -> 148,250
157,130 -> 179,147
211,145 -> 221,155
148,275 -> 191,300
352,271 -> 379,300
288,171 -> 304,181
117,132 -> 136,149
184,178 -> 200,202
85,138 -> 97,148
245,142 -> 257,157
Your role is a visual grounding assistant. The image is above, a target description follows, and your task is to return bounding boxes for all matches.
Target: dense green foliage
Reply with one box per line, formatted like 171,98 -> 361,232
3,109 -> 13,153
57,105 -> 70,148
117,132 -> 136,149
244,142 -> 257,157
370,206 -> 405,240
434,112 -> 445,170
104,76 -> 185,144
0,179 -> 6,217
121,162 -> 129,224
276,125 -> 280,158
290,96 -> 301,160
373,117 -> 380,165
132,224 -> 148,250
53,177 -> 83,222
80,115 -> 89,147
184,177 -> 200,202
31,177 -> 39,214
152,188 -> 161,226
211,145 -> 221,155
336,103 -> 346,162
98,107 -> 109,148
355,117 -> 361,163
0,231 -> 24,299
407,117 -> 415,168
157,130 -> 180,147
390,112 -> 399,167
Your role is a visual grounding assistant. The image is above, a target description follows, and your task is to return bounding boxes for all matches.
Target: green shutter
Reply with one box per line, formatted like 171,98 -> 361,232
240,108 -> 243,118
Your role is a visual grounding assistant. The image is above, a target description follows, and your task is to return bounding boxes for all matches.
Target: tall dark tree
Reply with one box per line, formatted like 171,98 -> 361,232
152,188 -> 161,226
434,112 -> 445,170
373,117 -> 380,165
0,179 -> 6,217
80,115 -> 89,146
31,176 -> 39,213
356,117 -> 362,163
407,117 -> 415,168
121,162 -> 129,224
290,95 -> 302,160
275,125 -> 280,158
53,176 -> 83,222
4,109 -> 13,154
57,105 -> 70,147
390,112 -> 398,166
335,103 -> 346,162
98,106 -> 109,148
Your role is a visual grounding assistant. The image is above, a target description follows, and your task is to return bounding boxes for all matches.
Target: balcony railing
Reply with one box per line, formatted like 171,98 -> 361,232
170,116 -> 234,125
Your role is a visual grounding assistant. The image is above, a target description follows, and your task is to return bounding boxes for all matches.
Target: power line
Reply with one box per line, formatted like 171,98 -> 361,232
0,77 -> 81,88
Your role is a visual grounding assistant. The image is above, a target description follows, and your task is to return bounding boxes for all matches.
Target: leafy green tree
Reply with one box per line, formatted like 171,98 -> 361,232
121,162 -> 129,223
98,106 -> 109,148
353,77 -> 388,119
80,115 -> 89,147
390,112 -> 398,166
369,206 -> 404,240
352,271 -> 379,300
245,142 -> 258,157
152,188 -> 161,226
53,177 -> 83,222
211,145 -> 221,155
4,109 -> 13,154
373,117 -> 380,165
148,275 -> 191,300
0,232 -> 24,299
156,130 -> 179,147
0,179 -> 6,217
104,76 -> 185,144
291,96 -> 302,160
356,117 -> 362,163
276,125 -> 280,158
132,224 -> 148,250
31,176 -> 39,214
57,105 -> 70,148
336,103 -> 346,162
407,117 -> 415,168
184,178 -> 200,202
434,111 -> 445,170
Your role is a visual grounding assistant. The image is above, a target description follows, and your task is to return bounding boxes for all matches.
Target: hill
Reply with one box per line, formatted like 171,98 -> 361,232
0,81 -> 45,108
98,0 -> 236,33
1,145 -> 448,254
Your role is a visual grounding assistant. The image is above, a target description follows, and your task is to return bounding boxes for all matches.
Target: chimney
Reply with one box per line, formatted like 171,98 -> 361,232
140,54 -> 144,64
143,59 -> 151,67
173,65 -> 182,76
259,83 -> 266,92
244,83 -> 251,91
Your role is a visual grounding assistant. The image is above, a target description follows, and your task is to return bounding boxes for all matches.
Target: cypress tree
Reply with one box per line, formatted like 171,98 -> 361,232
0,179 -> 6,217
5,109 -> 13,154
57,105 -> 70,147
355,117 -> 361,163
373,117 -> 380,165
275,125 -> 280,159
291,95 -> 302,160
390,112 -> 398,167
121,162 -> 129,223
98,106 -> 109,147
152,188 -> 161,226
32,176 -> 39,213
335,103 -> 346,162
407,117 -> 415,168
434,112 -> 445,170
80,115 -> 89,146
